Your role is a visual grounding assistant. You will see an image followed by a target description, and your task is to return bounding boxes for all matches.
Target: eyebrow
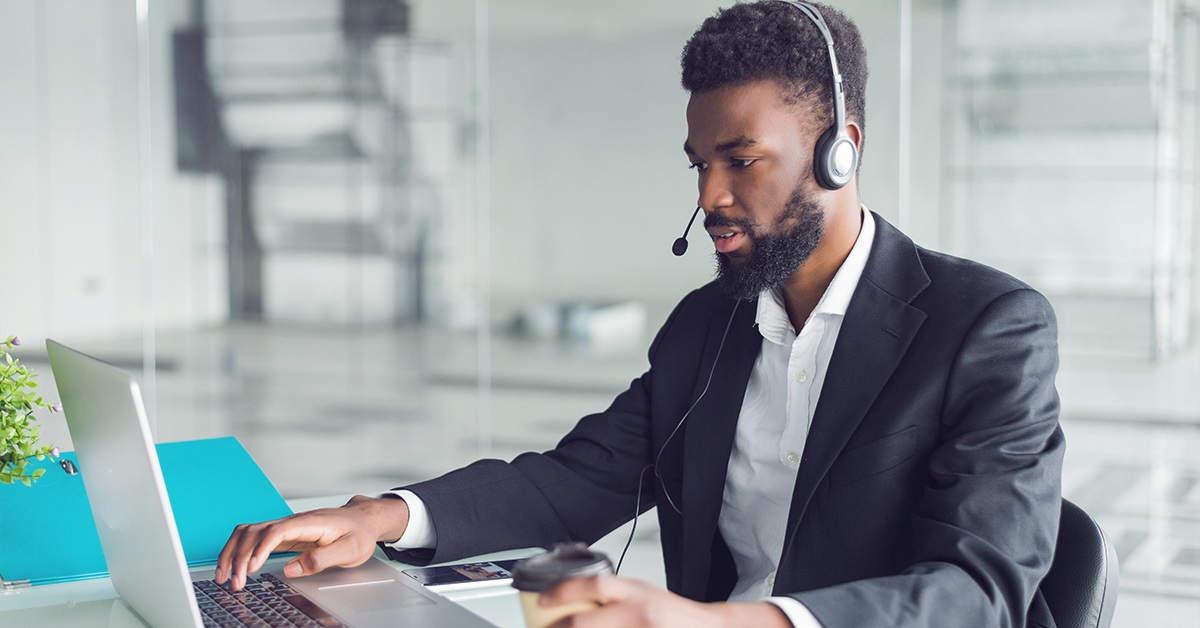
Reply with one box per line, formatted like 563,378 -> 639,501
683,136 -> 758,156
716,136 -> 758,153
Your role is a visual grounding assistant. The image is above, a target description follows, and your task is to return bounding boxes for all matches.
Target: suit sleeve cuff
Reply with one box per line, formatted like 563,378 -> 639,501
766,596 -> 824,628
378,490 -> 437,550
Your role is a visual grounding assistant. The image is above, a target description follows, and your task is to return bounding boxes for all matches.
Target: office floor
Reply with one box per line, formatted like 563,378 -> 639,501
20,323 -> 1200,627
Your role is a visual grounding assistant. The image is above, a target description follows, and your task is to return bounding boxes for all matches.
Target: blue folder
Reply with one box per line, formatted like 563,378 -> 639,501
0,436 -> 294,586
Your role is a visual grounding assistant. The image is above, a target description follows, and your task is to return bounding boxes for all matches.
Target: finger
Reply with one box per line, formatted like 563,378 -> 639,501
227,524 -> 271,590
545,592 -> 635,628
548,603 -> 617,628
219,522 -> 269,589
286,532 -> 375,578
242,517 -> 330,577
226,516 -> 317,590
275,540 -> 321,553
558,600 -> 649,628
541,574 -> 631,608
215,524 -> 249,584
548,580 -> 708,628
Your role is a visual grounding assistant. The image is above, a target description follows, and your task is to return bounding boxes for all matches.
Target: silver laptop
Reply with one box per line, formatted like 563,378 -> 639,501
47,339 -> 493,628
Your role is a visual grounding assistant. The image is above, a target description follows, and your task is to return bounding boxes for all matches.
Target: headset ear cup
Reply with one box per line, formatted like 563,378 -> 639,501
813,125 -> 857,190
813,125 -> 840,190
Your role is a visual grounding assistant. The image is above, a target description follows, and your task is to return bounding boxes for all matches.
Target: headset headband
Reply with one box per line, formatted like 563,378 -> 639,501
783,2 -> 846,132
775,1 -> 857,189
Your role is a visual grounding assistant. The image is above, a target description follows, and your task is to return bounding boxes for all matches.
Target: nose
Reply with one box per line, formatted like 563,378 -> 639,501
697,168 -> 734,213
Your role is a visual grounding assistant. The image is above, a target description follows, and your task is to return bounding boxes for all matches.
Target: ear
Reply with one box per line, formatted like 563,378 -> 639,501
845,120 -> 862,150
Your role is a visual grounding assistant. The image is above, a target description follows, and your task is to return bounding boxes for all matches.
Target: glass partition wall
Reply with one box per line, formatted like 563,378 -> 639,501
941,0 -> 1196,361
2,0 -> 487,480
935,0 -> 1200,610
1,0 -> 1196,621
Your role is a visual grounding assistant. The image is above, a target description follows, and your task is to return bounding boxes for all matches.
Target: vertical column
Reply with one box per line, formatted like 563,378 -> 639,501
474,0 -> 492,458
898,0 -> 912,233
136,0 -> 157,434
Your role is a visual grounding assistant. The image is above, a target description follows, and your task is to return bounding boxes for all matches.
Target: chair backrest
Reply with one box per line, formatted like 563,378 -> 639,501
1038,498 -> 1120,628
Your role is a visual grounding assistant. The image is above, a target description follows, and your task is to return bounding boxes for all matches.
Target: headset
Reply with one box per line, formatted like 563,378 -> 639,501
786,0 -> 859,191
672,1 -> 856,257
622,0 -> 851,574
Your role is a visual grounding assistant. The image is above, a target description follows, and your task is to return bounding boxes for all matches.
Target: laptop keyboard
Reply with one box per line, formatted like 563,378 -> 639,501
194,573 -> 345,628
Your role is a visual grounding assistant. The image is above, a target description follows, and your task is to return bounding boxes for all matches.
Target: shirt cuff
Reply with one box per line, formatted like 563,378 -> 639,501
766,596 -> 824,628
378,490 -> 438,550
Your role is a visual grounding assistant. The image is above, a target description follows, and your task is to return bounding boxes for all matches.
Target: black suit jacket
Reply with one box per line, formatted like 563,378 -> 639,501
389,214 -> 1064,628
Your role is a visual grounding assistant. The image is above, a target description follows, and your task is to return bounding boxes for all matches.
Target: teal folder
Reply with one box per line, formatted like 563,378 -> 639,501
0,436 -> 294,586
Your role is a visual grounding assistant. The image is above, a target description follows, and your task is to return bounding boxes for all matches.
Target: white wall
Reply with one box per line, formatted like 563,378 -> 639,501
0,0 -> 226,345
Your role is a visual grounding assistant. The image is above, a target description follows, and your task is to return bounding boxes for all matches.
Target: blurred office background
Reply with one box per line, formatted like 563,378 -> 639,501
0,0 -> 1196,625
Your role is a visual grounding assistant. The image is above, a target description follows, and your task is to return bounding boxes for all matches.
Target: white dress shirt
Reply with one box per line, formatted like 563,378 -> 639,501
726,208 -> 874,627
386,208 -> 876,628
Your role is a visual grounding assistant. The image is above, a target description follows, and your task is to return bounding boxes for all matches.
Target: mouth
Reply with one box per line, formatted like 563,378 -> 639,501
707,228 -> 746,254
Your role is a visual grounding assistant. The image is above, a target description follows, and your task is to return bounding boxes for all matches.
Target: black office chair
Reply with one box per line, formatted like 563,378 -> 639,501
1037,498 -> 1120,628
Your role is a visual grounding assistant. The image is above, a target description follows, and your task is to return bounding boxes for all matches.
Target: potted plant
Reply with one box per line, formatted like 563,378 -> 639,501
1,332 -> 62,486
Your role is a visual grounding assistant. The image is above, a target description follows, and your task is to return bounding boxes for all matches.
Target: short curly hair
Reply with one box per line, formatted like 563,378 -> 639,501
681,1 -> 868,144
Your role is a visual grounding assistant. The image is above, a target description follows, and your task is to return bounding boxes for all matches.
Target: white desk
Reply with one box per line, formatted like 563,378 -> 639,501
0,495 -> 537,628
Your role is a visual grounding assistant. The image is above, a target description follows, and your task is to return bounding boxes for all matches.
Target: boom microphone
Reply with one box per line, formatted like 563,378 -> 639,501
672,207 -> 703,256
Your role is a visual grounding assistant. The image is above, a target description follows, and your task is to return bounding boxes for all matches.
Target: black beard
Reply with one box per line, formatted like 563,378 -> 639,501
708,187 -> 825,301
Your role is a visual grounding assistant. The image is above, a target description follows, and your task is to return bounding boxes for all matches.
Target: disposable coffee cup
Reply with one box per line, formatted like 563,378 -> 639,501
511,543 -> 614,628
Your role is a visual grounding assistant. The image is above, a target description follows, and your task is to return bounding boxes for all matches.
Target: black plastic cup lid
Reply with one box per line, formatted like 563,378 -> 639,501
510,543 -> 613,592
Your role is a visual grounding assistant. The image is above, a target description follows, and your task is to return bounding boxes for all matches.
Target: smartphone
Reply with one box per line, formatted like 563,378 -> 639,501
400,559 -> 519,592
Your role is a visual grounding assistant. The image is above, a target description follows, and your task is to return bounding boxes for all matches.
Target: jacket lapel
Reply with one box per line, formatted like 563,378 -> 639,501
782,215 -> 931,552
678,296 -> 761,599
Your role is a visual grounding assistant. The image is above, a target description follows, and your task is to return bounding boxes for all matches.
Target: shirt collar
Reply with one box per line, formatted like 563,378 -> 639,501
755,206 -> 876,343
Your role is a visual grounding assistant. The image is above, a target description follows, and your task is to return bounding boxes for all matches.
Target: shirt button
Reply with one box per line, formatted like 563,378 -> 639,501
767,573 -> 776,586
786,452 -> 799,466
795,371 -> 808,383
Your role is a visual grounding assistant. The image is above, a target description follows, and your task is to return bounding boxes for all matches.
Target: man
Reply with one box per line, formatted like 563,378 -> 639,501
218,3 -> 1064,627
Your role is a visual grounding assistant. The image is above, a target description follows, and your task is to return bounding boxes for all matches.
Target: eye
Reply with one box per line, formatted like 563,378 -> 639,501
731,158 -> 756,168
689,162 -> 708,173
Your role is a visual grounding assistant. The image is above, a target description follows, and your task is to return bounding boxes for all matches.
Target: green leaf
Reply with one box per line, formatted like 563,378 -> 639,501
32,468 -> 44,480
21,476 -> 31,487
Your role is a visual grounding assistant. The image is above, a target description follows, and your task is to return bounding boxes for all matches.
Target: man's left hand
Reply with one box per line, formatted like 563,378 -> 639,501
540,574 -> 791,628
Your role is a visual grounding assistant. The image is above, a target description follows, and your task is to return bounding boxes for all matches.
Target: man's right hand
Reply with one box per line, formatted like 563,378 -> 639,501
215,495 -> 410,591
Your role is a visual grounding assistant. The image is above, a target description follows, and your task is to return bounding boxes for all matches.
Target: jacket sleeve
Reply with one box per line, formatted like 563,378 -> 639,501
792,288 -> 1064,628
381,290 -> 702,566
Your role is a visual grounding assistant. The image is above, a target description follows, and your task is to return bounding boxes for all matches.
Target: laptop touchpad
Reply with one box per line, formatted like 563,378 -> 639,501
318,578 -> 434,613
